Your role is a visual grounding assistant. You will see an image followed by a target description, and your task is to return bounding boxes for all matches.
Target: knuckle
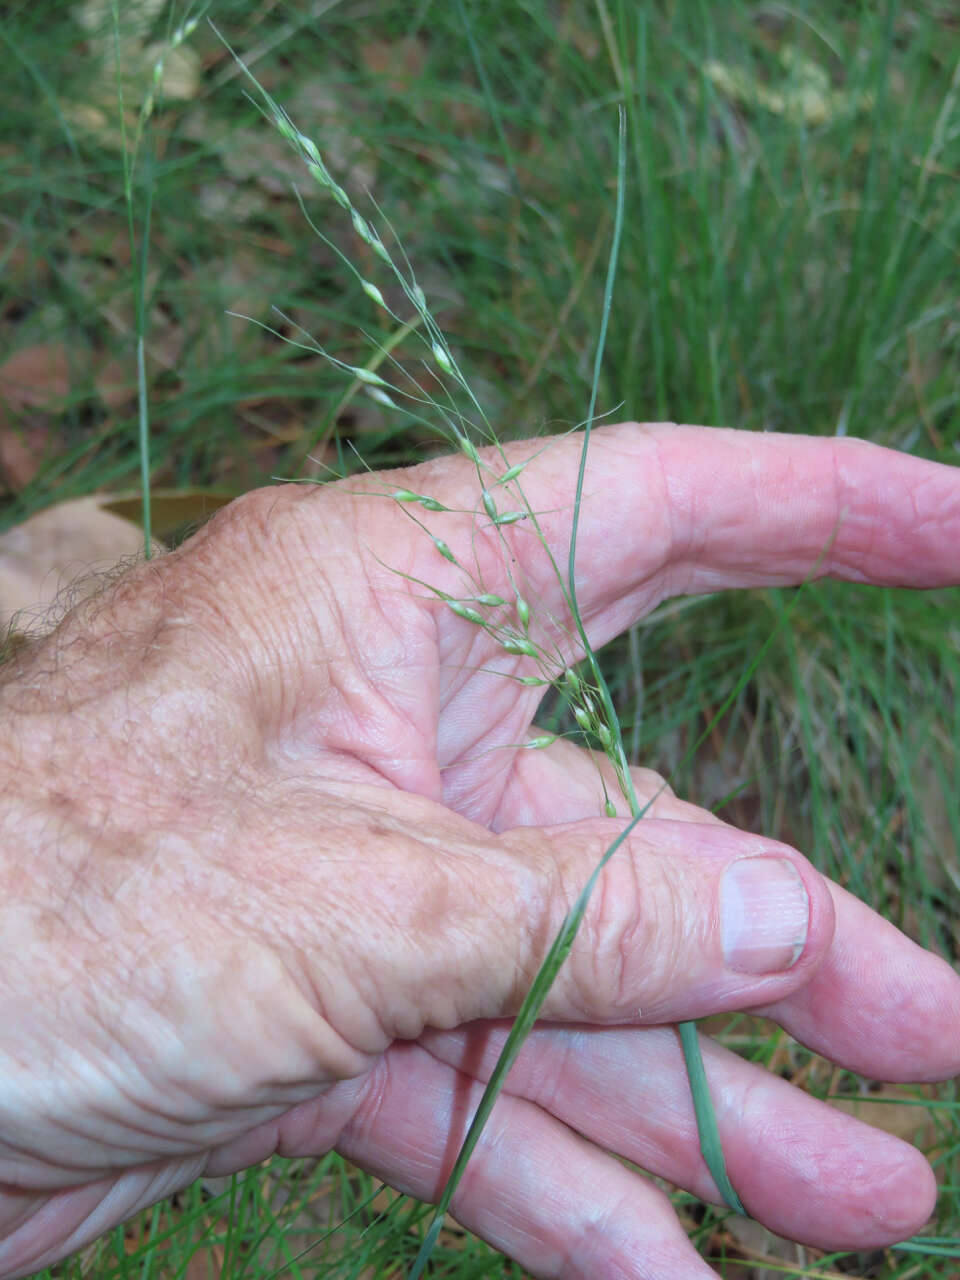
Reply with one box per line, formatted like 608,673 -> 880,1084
569,829 -> 686,1019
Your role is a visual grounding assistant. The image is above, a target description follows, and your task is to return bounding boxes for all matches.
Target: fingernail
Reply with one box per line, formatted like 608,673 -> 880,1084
721,857 -> 809,974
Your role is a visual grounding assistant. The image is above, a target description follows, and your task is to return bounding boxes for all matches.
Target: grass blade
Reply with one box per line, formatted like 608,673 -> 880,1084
408,804 -> 650,1280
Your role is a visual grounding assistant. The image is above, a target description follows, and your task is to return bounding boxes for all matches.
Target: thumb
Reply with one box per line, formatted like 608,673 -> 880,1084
495,818 -> 834,1025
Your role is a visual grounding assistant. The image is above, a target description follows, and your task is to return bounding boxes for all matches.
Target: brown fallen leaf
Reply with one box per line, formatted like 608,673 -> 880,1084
181,1244 -> 224,1280
360,37 -> 428,93
0,496 -> 161,635
94,357 -> 137,411
0,343 -> 72,409
0,423 -> 50,491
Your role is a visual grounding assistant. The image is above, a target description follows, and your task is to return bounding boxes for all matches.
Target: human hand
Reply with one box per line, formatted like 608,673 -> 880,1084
1,422 -> 958,1278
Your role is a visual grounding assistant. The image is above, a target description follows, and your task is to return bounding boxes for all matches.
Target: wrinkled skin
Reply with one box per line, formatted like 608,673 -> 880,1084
1,423 -> 959,1279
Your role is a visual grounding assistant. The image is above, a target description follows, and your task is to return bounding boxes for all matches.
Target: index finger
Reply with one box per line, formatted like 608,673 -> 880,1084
398,422 -> 960,653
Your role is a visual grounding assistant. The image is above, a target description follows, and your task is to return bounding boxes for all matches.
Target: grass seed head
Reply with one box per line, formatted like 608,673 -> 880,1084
563,668 -> 582,697
458,435 -> 481,466
502,635 -> 538,658
350,366 -> 389,387
481,488 -> 497,521
431,342 -> 455,376
361,280 -> 388,308
366,386 -> 397,408
574,705 -> 593,732
497,461 -> 527,485
432,537 -> 458,564
447,600 -> 486,626
392,489 -> 447,511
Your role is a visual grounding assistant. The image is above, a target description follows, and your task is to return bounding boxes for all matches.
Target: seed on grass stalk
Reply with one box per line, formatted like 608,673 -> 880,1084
525,734 -> 557,750
432,537 -> 457,564
349,366 -> 390,388
574,706 -> 592,732
306,159 -> 348,208
481,489 -> 497,521
604,799 -> 618,818
458,435 -> 481,466
516,675 -> 547,686
502,635 -> 538,658
366,387 -> 397,408
447,600 -> 486,626
306,157 -> 330,185
274,115 -> 298,144
494,510 -> 525,525
432,342 -> 455,375
361,280 -> 387,308
474,593 -> 506,607
597,722 -> 613,749
351,209 -> 374,242
392,489 -> 448,511
299,134 -> 323,165
563,668 -> 582,697
496,461 -> 527,485
515,595 -> 530,630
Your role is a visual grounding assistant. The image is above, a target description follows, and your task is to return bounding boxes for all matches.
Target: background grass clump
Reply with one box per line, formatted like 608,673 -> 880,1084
1,0 -> 958,1276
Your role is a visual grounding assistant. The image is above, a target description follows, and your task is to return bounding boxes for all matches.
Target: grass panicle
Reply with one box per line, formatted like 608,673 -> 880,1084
227,74 -> 748,1268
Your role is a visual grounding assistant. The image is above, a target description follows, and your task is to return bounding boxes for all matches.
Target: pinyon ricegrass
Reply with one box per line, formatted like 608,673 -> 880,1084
5,2 -> 959,1276
223,32 -> 960,1277
226,42 -> 830,1273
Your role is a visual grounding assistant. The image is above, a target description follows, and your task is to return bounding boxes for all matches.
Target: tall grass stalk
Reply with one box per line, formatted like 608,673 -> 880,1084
113,2 -> 204,558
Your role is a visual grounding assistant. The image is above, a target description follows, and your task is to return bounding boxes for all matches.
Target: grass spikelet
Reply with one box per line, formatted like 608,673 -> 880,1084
458,434 -> 482,465
361,279 -> 388,308
496,461 -> 527,484
431,537 -> 458,564
446,600 -> 486,626
501,635 -> 539,659
431,342 -> 455,376
348,366 -> 390,387
481,488 -> 498,521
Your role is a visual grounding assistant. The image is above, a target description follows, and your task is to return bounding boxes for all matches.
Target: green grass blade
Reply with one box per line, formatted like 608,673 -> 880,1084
408,804 -> 650,1280
678,1021 -> 746,1214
